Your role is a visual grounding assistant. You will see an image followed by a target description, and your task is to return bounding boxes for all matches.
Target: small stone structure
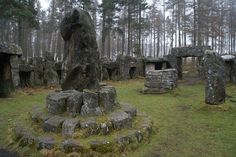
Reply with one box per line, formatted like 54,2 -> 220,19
143,69 -> 177,94
19,62 -> 34,87
203,51 -> 225,105
169,46 -> 210,79
19,55 -> 59,87
144,57 -> 172,74
11,9 -> 153,156
0,43 -> 22,97
60,9 -> 100,91
101,56 -> 144,81
221,54 -> 236,83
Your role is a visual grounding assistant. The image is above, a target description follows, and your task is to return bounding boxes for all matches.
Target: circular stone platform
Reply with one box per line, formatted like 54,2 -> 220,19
8,85 -> 153,156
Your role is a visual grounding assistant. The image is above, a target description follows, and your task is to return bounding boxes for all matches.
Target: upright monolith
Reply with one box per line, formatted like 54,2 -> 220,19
60,9 -> 100,91
203,51 -> 225,105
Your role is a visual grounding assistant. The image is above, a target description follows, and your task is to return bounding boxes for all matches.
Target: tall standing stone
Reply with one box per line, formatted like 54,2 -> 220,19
60,9 -> 100,91
203,51 -> 226,105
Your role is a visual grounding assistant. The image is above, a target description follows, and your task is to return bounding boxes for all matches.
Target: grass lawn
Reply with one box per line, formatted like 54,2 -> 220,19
0,79 -> 236,157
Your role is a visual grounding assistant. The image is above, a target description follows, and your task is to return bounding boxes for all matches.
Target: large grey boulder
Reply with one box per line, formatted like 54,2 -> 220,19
60,9 -> 100,91
203,51 -> 226,105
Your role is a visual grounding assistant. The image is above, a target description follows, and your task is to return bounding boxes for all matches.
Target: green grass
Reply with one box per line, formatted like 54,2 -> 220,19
1,80 -> 236,157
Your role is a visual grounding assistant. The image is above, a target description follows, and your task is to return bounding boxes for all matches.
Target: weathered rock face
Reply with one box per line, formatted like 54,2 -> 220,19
81,90 -> 102,116
43,54 -> 59,86
101,56 -> 144,81
28,57 -> 44,86
143,69 -> 178,94
27,55 -> 59,87
203,51 -> 226,105
60,9 -> 100,91
116,55 -> 139,80
0,43 -> 22,97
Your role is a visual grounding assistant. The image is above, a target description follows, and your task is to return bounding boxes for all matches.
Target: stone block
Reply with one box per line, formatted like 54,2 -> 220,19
99,86 -> 117,112
67,91 -> 83,117
43,116 -> 65,133
62,119 -> 80,137
121,103 -> 137,118
46,92 -> 70,114
61,139 -> 83,153
37,137 -> 55,150
81,90 -> 102,116
110,111 -> 132,130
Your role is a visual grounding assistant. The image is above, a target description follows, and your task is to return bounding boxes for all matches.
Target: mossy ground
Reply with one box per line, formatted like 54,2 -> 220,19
0,78 -> 236,157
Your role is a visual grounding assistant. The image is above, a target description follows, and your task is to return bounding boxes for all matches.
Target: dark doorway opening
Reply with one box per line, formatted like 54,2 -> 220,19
129,67 -> 136,79
107,68 -> 113,80
19,71 -> 31,87
56,70 -> 62,82
0,54 -> 14,97
154,62 -> 162,70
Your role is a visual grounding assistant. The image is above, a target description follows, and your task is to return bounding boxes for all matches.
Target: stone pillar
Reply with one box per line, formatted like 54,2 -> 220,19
204,51 -> 225,105
10,55 -> 20,88
60,9 -> 100,91
177,57 -> 183,79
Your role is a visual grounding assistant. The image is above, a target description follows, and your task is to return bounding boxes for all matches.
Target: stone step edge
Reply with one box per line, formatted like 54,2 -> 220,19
29,104 -> 138,136
10,119 -> 153,154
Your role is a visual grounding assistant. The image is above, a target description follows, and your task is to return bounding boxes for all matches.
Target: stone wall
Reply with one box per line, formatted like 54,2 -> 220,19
143,69 -> 177,94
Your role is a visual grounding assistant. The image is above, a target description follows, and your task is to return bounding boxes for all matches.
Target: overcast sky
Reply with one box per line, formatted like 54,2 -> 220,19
39,0 -> 154,10
39,0 -> 50,10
